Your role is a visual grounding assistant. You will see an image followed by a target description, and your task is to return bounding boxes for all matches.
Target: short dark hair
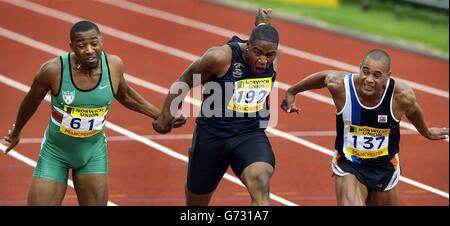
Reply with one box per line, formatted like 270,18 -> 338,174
249,25 -> 279,46
362,49 -> 391,72
70,20 -> 101,42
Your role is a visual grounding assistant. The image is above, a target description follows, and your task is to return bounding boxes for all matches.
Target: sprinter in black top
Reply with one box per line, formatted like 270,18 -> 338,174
153,8 -> 279,206
282,49 -> 448,206
196,35 -> 276,137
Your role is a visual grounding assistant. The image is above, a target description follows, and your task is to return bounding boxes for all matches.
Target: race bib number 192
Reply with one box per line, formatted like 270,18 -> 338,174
227,77 -> 272,113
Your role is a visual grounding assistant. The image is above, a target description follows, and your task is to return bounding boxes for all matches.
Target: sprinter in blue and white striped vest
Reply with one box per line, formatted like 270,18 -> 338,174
282,49 -> 448,206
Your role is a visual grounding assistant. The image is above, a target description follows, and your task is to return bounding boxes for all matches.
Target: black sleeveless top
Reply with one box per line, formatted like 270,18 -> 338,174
196,36 -> 277,138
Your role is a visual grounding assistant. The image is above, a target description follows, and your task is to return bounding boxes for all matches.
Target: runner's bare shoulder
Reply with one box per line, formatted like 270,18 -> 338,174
35,57 -> 62,91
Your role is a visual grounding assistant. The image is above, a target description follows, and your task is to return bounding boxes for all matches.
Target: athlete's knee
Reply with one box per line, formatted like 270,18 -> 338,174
243,164 -> 272,186
246,173 -> 271,206
247,171 -> 271,192
257,172 -> 271,187
185,186 -> 214,206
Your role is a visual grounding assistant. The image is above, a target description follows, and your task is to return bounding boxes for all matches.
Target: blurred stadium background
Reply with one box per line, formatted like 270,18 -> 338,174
213,0 -> 449,60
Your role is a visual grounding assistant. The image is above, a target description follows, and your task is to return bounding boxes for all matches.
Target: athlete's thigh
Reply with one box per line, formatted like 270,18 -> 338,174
29,148 -> 70,205
28,177 -> 67,206
230,131 -> 275,178
73,173 -> 108,206
186,126 -> 230,194
334,174 -> 368,206
33,145 -> 71,183
367,185 -> 400,206
71,142 -> 108,205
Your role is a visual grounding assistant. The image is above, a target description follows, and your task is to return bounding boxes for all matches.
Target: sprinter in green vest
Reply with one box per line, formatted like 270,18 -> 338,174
3,21 -> 186,206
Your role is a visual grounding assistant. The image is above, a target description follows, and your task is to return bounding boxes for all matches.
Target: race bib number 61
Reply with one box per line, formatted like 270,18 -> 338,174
60,105 -> 108,138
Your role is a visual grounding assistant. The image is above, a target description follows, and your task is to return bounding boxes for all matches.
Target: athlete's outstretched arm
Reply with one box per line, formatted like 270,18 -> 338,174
401,83 -> 449,140
115,76 -> 160,119
153,46 -> 230,134
111,55 -> 168,122
281,70 -> 346,113
3,59 -> 56,154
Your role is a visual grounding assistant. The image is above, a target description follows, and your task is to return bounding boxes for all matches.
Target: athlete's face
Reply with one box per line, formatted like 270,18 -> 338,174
245,40 -> 278,74
70,29 -> 103,70
357,59 -> 391,97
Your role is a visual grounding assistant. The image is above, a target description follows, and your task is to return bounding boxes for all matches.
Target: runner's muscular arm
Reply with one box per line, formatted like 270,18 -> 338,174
398,82 -> 449,140
110,55 -> 160,119
281,70 -> 347,113
153,46 -> 230,134
3,58 -> 58,153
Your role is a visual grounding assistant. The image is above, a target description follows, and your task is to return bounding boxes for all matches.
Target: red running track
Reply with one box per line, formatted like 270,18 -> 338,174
0,0 -> 448,206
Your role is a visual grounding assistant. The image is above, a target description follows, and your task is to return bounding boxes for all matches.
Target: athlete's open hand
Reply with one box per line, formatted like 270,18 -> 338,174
281,91 -> 300,114
3,124 -> 20,155
426,127 -> 449,140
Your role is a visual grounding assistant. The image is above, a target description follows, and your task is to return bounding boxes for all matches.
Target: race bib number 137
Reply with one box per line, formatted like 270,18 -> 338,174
345,124 -> 390,159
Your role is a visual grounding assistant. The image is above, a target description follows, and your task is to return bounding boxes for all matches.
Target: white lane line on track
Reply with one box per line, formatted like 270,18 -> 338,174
0,74 -> 298,206
16,129 -> 419,144
96,0 -> 449,99
0,143 -> 118,206
0,29 -> 447,200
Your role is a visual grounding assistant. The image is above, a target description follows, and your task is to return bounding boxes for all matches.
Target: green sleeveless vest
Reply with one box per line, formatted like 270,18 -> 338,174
44,52 -> 113,155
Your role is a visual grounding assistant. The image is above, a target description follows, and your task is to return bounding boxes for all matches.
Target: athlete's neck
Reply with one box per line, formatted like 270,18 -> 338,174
357,88 -> 385,107
73,55 -> 100,76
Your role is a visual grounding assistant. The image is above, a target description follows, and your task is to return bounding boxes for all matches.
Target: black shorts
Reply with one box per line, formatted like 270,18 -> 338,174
186,125 -> 275,194
332,153 -> 401,192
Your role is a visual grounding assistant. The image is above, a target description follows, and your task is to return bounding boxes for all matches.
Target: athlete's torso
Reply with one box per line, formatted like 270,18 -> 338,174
335,74 -> 400,165
196,36 -> 276,138
46,52 -> 114,150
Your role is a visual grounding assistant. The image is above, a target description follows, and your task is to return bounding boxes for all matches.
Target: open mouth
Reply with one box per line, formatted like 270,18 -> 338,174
86,56 -> 97,63
254,66 -> 266,74
363,83 -> 374,92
